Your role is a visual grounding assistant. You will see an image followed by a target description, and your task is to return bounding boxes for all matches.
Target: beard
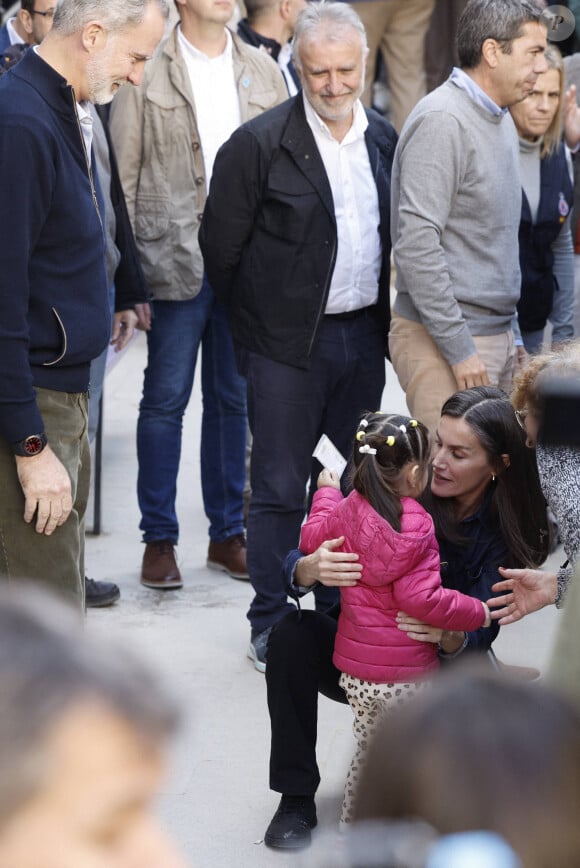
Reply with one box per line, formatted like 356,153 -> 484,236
85,44 -> 122,105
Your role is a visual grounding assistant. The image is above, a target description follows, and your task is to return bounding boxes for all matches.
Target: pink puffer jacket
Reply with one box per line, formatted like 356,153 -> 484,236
299,488 -> 487,683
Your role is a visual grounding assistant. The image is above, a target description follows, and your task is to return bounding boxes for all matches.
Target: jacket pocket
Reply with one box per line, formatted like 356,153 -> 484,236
247,87 -> 283,114
263,165 -> 321,241
42,307 -> 67,367
134,196 -> 170,242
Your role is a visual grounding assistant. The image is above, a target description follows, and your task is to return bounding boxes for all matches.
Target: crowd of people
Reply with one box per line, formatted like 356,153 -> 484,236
1,0 -> 580,863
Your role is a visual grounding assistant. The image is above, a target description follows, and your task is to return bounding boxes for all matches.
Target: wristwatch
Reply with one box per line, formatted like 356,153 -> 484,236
12,432 -> 48,457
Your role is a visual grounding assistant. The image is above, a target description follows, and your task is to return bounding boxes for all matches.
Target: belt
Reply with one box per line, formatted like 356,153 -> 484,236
324,305 -> 374,322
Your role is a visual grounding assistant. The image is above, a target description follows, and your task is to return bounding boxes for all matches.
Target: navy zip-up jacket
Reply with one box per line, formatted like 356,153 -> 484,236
0,49 -> 110,445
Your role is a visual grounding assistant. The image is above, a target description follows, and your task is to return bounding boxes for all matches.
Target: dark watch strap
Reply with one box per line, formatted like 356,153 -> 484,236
12,432 -> 48,457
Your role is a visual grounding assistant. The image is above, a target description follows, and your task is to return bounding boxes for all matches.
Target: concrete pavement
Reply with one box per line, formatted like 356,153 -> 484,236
85,333 -> 562,867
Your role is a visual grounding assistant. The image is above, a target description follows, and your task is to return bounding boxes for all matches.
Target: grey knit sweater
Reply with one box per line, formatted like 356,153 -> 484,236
392,80 -> 521,366
537,443 -> 580,606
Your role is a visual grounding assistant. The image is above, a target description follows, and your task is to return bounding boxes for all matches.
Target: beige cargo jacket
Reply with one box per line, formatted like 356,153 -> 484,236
110,26 -> 287,301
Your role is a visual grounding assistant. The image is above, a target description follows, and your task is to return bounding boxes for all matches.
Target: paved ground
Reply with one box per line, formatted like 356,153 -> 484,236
86,334 -> 562,868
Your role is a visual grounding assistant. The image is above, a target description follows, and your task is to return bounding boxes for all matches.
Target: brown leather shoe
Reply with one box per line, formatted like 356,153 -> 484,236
207,534 -> 249,581
141,540 -> 183,589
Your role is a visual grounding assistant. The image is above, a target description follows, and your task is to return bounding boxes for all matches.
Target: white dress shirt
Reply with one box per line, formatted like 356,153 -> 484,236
178,26 -> 241,183
303,94 -> 381,314
76,100 -> 94,166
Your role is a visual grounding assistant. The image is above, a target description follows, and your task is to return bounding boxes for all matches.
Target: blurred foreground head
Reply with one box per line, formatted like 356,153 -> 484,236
354,667 -> 580,868
0,586 -> 186,868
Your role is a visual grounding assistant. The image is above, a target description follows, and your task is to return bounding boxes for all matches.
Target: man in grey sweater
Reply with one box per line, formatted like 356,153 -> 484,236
390,0 -> 548,432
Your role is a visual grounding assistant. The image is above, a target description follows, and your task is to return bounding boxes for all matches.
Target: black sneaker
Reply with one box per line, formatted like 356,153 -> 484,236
85,576 -> 120,608
264,795 -> 317,851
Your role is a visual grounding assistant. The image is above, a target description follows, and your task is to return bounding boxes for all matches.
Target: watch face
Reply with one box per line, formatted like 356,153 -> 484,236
23,435 -> 44,455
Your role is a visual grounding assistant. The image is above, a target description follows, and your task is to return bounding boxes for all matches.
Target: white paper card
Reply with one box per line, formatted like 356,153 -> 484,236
313,434 -> 347,479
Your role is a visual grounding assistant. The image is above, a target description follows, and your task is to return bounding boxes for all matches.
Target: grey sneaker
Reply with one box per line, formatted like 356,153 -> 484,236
248,627 -> 272,673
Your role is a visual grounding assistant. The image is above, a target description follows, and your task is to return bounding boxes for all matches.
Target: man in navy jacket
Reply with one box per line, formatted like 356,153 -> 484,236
0,0 -> 167,607
200,1 -> 396,670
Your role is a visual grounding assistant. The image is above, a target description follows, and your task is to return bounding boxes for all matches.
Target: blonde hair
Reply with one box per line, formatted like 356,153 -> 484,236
511,340 -> 580,413
539,44 -> 564,159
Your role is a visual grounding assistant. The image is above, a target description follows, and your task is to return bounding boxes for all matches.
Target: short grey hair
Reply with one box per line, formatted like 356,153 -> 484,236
292,1 -> 367,69
458,0 -> 543,69
52,0 -> 170,37
0,586 -> 179,825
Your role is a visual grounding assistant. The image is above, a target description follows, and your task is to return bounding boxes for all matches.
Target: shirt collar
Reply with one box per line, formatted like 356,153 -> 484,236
6,17 -> 24,46
178,24 -> 233,62
302,91 -> 368,143
450,66 -> 507,117
76,99 -> 92,124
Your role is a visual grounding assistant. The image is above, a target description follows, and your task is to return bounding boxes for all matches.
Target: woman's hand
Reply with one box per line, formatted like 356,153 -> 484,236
487,567 -> 558,625
564,84 -> 580,149
317,468 -> 340,490
294,537 -> 362,588
396,613 -> 466,654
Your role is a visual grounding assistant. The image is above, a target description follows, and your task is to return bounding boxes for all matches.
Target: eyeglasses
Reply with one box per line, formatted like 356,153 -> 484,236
31,8 -> 56,18
515,408 -> 538,431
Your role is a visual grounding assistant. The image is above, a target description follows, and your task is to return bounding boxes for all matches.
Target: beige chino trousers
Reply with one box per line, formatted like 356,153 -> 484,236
389,313 -> 516,433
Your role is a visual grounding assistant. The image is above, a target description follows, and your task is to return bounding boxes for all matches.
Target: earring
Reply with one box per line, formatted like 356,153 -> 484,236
492,474 -> 496,482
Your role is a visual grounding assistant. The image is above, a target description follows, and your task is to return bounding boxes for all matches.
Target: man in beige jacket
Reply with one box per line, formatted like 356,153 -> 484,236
111,0 -> 287,591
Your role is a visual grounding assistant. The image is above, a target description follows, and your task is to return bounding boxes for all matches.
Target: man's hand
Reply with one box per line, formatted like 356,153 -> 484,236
110,309 -> 139,352
15,445 -> 73,535
451,353 -> 490,391
295,537 -> 362,588
564,84 -> 580,150
514,344 -> 528,375
317,468 -> 340,490
134,302 -> 152,331
487,567 -> 558,625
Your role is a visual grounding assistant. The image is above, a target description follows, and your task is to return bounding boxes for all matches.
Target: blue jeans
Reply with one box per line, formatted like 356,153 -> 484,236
521,329 -> 544,355
137,278 -> 247,544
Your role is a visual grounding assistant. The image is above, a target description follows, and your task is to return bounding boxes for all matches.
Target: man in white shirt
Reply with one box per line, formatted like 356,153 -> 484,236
199,1 -> 396,673
110,0 -> 287,592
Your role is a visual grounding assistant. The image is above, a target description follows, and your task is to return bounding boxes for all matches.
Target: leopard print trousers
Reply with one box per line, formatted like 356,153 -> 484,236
339,672 -> 431,825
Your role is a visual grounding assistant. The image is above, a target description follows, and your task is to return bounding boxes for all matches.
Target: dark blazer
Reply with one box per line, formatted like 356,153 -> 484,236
0,23 -> 11,55
236,19 -> 301,93
199,95 -> 397,369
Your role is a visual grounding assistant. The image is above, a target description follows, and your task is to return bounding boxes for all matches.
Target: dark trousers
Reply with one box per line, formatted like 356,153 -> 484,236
239,312 -> 386,635
266,608 -> 346,795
